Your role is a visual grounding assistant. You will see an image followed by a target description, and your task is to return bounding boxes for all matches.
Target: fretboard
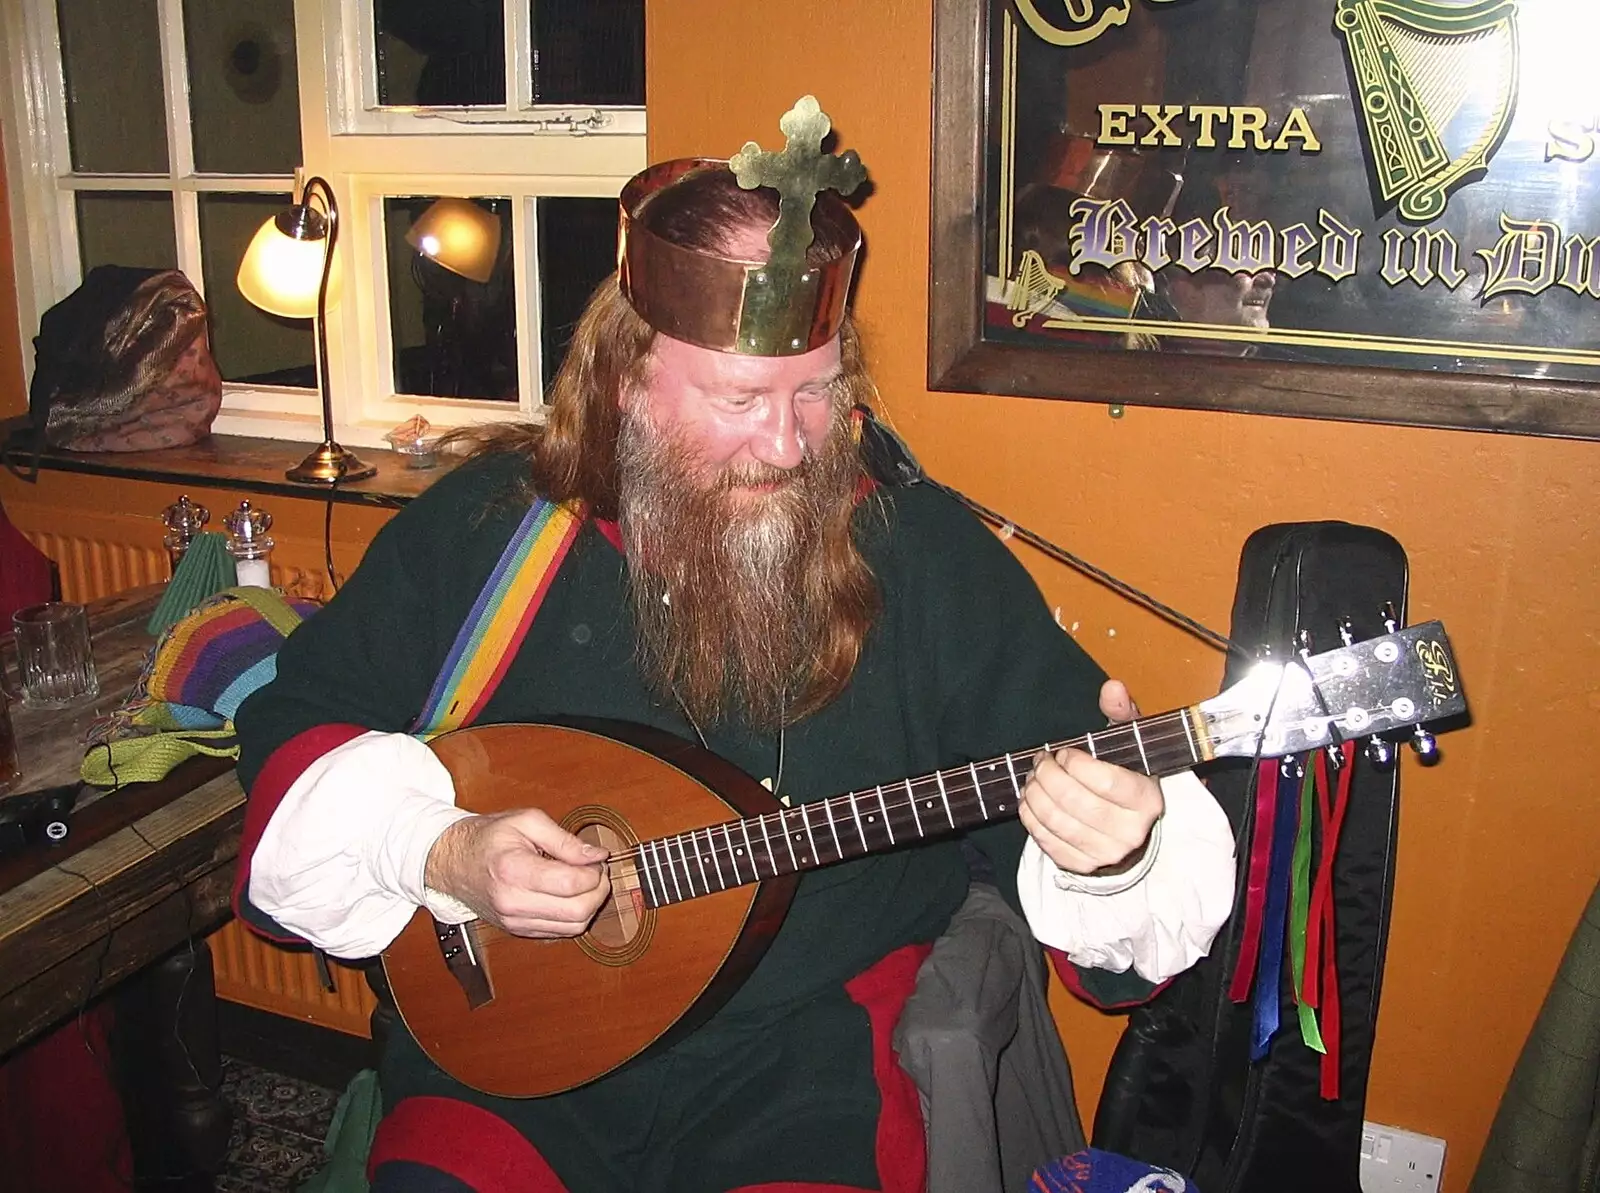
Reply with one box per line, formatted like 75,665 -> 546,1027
633,707 -> 1206,909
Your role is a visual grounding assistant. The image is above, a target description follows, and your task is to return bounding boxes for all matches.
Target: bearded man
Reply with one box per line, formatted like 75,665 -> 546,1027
233,101 -> 1235,1193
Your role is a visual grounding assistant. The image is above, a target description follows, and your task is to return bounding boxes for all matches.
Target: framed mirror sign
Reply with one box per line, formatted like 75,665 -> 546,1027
928,0 -> 1600,437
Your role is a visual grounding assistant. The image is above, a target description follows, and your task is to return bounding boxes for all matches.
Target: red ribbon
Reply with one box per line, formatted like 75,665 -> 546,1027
1302,742 -> 1354,1100
1303,743 -> 1356,1007
1228,757 -> 1285,1003
1320,889 -> 1343,1101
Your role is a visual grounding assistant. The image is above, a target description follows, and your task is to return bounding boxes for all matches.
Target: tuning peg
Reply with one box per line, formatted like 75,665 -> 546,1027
1337,617 -> 1355,647
1381,603 -> 1400,635
1365,737 -> 1398,769
1409,725 -> 1440,764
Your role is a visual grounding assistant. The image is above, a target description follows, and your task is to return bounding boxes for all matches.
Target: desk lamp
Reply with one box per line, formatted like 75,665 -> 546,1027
405,197 -> 501,283
237,176 -> 376,483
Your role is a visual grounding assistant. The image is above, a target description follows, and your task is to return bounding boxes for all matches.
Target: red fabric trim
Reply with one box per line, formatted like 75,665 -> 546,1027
1048,948 -> 1171,1010
232,723 -> 371,941
369,1096 -> 569,1192
839,941 -> 932,1193
0,1006 -> 130,1193
591,516 -> 623,553
0,509 -> 56,629
365,945 -> 931,1193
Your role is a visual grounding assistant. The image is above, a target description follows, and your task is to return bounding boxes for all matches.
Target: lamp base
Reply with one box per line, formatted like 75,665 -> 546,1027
285,442 -> 377,485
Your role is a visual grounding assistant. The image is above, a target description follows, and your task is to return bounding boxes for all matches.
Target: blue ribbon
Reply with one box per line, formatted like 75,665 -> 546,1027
1252,756 -> 1302,1060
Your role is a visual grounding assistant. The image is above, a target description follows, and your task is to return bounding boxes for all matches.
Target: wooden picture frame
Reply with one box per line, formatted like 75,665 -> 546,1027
926,0 -> 1600,440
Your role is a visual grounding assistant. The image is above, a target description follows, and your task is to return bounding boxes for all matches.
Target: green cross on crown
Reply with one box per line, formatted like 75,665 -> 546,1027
730,96 -> 866,270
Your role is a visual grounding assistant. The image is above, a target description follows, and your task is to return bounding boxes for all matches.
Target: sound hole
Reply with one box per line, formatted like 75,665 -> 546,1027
565,806 -> 654,966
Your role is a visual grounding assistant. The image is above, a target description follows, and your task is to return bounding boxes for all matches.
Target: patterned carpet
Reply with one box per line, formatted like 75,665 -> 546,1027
216,1057 -> 340,1193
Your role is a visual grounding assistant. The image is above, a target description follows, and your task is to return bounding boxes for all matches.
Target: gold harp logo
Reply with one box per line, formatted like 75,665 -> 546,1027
1006,250 -> 1068,327
1335,0 -> 1520,223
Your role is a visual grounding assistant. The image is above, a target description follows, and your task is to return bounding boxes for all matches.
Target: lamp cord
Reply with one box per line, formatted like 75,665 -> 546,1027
324,476 -> 343,593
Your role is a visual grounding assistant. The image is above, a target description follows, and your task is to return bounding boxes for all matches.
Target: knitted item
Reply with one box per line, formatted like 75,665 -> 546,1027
83,586 -> 317,787
1030,1150 -> 1194,1193
146,531 -> 236,636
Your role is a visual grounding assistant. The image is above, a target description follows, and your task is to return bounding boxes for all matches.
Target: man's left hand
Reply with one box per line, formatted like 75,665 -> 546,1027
1018,679 -> 1164,875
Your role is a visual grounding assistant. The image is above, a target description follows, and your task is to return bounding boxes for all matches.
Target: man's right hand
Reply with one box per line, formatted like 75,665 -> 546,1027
424,809 -> 611,938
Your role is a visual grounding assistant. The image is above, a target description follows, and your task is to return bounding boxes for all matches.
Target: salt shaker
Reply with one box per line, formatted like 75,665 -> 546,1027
223,500 -> 276,588
160,494 -> 211,571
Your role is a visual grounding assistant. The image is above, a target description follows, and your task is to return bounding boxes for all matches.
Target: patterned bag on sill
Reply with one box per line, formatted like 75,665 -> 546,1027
26,264 -> 223,454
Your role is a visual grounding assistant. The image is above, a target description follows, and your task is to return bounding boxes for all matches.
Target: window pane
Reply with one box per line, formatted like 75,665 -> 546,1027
531,0 -> 645,106
58,0 -> 168,173
76,193 -> 177,273
375,0 -> 506,107
535,197 -> 617,391
198,194 -> 316,385
385,197 -> 517,401
184,0 -> 302,175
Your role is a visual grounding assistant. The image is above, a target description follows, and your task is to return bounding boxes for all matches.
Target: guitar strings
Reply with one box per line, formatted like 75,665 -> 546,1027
599,710 -> 1205,877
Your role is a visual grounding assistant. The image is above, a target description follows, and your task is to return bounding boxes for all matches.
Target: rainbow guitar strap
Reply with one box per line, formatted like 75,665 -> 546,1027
412,497 -> 583,738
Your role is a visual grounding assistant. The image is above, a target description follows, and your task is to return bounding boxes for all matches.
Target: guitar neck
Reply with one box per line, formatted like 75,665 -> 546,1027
632,707 -> 1208,909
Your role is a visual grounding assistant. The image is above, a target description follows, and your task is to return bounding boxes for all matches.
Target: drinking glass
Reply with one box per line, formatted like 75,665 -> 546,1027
2,602 -> 100,708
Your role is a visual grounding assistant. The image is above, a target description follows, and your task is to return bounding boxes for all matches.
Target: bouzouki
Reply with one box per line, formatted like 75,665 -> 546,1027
382,620 -> 1465,1098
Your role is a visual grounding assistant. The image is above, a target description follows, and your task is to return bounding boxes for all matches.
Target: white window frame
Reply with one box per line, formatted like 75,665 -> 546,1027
330,0 -> 646,139
0,0 -> 645,450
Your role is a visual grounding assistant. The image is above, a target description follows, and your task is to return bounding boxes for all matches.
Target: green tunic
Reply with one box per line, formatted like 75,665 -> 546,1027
236,452 -> 1141,1190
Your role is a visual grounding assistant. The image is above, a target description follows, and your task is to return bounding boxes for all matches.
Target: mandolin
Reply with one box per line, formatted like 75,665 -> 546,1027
382,620 -> 1465,1097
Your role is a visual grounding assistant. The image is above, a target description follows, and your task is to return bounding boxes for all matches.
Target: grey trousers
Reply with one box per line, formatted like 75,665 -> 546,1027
895,883 -> 1087,1193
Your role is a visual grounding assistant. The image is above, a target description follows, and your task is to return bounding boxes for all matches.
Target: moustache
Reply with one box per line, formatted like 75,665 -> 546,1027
714,459 -> 811,492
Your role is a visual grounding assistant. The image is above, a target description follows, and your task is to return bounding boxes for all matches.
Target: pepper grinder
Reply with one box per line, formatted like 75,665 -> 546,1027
223,500 -> 276,588
160,494 -> 211,572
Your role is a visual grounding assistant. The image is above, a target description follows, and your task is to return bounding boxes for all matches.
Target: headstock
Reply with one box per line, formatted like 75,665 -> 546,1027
1198,620 -> 1465,762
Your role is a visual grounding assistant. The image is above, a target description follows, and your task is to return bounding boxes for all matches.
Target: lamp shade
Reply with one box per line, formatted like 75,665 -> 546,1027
237,214 -> 342,318
405,198 -> 501,283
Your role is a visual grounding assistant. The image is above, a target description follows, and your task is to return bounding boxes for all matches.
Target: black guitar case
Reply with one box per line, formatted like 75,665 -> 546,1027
1092,521 -> 1409,1191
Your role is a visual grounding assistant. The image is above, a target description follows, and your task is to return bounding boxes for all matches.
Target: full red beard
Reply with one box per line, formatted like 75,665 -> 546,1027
616,403 -> 865,730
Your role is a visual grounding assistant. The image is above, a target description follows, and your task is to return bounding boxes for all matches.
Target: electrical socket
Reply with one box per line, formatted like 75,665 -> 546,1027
1360,1121 -> 1446,1193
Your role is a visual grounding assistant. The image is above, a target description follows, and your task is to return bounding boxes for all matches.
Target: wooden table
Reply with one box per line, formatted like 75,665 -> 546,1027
0,587 -> 243,1180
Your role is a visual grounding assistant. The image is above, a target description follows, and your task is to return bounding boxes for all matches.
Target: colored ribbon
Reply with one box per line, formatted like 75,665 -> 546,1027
1228,756 -> 1284,1004
1289,758 -> 1326,1054
1303,743 -> 1357,1007
1251,757 -> 1301,1061
1308,742 -> 1356,1099
1320,890 -> 1343,1101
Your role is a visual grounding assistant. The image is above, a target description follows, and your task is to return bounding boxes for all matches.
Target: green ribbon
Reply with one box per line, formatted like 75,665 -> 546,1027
1289,755 -> 1326,1054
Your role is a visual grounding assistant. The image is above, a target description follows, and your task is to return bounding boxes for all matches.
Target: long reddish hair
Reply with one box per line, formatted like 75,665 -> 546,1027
468,168 -> 881,721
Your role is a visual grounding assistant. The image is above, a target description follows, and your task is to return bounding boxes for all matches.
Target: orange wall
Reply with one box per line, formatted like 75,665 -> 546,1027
651,1 -> 1600,1188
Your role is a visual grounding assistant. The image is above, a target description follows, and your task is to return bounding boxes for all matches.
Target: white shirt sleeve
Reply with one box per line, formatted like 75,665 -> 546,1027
247,730 -> 479,959
1017,770 -> 1236,984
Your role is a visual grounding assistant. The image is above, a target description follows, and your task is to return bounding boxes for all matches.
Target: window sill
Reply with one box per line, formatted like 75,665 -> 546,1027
3,428 -> 461,508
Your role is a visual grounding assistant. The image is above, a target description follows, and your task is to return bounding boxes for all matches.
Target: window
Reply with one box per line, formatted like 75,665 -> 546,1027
0,0 -> 645,446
